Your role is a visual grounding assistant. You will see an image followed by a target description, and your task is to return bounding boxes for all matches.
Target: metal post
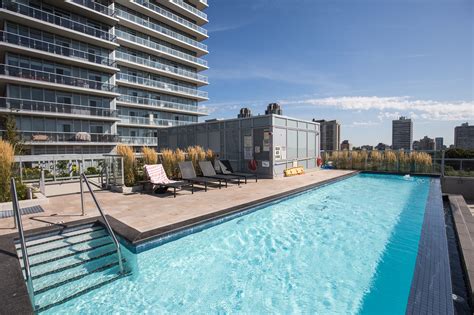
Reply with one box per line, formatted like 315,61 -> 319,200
441,150 -> 445,177
80,163 -> 85,216
39,169 -> 45,195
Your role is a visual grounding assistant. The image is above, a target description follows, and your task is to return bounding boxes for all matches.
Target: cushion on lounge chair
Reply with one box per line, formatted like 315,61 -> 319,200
144,164 -> 179,185
199,161 -> 218,177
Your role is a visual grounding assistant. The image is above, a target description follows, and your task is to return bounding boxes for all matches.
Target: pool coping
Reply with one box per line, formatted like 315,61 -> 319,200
448,194 -> 474,307
406,177 -> 454,314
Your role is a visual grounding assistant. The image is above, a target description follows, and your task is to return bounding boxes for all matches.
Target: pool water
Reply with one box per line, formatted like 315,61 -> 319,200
43,173 -> 430,314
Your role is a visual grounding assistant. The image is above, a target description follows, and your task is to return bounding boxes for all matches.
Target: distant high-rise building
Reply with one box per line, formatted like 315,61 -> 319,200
435,137 -> 444,151
454,122 -> 474,150
361,145 -> 374,150
312,119 -> 341,151
340,140 -> 352,151
413,136 -> 435,151
392,117 -> 413,150
375,143 -> 390,151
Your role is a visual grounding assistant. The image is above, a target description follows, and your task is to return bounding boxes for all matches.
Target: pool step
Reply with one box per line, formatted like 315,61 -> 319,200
15,224 -> 130,312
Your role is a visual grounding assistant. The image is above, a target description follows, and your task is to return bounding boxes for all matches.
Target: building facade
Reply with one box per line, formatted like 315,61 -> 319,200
435,137 -> 444,151
0,0 -> 209,155
340,139 -> 352,151
413,136 -> 434,151
312,119 -> 340,151
392,117 -> 413,150
454,123 -> 474,150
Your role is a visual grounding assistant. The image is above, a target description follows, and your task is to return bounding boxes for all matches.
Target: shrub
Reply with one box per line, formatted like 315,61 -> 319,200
205,149 -> 216,162
85,167 -> 98,175
370,150 -> 382,170
410,152 -> 432,173
116,144 -> 136,186
174,148 -> 186,178
186,146 -> 206,175
0,140 -> 14,202
160,149 -> 175,178
384,150 -> 397,171
142,146 -> 158,165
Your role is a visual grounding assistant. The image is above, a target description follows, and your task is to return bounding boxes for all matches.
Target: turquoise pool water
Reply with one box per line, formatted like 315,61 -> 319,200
43,173 -> 430,314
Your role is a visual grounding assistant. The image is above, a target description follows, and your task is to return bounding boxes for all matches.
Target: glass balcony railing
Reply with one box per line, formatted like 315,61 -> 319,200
116,72 -> 208,98
133,0 -> 207,36
170,0 -> 207,20
0,64 -> 117,92
116,51 -> 207,83
117,95 -> 208,114
119,115 -> 194,127
119,136 -> 157,145
8,131 -> 119,143
0,97 -> 117,118
116,9 -> 207,52
0,31 -> 116,67
1,0 -> 116,42
71,0 -> 115,17
115,30 -> 207,67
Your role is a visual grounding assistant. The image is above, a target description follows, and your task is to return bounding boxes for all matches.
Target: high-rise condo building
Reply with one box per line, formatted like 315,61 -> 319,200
435,137 -> 444,151
312,119 -> 340,151
0,0 -> 209,155
454,122 -> 474,150
392,117 -> 413,150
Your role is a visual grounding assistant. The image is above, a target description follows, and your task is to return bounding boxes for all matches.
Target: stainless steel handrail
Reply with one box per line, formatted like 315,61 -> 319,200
10,178 -> 35,308
80,173 -> 124,273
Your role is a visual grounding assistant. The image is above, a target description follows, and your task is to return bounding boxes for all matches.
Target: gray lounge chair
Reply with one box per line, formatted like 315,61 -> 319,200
217,160 -> 258,184
178,161 -> 223,191
199,161 -> 241,187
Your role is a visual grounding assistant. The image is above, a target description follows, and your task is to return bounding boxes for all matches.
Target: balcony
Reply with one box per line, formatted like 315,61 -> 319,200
116,72 -> 208,100
8,131 -> 119,145
115,29 -> 207,70
169,0 -> 207,25
70,0 -> 115,17
119,136 -> 157,146
119,115 -> 194,127
115,51 -> 207,85
187,0 -> 208,11
116,9 -> 207,56
0,64 -> 118,96
131,0 -> 207,39
0,97 -> 119,120
0,31 -> 117,72
0,0 -> 117,47
117,95 -> 208,115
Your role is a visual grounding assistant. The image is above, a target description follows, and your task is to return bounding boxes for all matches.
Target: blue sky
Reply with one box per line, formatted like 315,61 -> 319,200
200,0 -> 473,146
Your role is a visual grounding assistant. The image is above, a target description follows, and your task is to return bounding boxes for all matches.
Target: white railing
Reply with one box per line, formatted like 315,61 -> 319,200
119,115 -> 194,127
115,30 -> 207,67
170,0 -> 207,20
117,95 -> 208,114
116,72 -> 208,98
3,130 -> 119,143
119,136 -> 157,145
133,0 -> 207,36
116,9 -> 207,51
116,51 -> 207,83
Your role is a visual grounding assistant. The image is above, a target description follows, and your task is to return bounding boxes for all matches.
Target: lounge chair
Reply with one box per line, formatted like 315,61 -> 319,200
144,164 -> 193,198
178,161 -> 223,191
198,161 -> 241,187
217,160 -> 258,184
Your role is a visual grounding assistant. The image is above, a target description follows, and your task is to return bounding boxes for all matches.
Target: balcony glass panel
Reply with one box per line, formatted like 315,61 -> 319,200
116,9 -> 207,51
3,130 -> 119,143
117,94 -> 207,114
71,0 -> 115,17
170,0 -> 207,20
0,31 -> 116,67
116,72 -> 207,98
115,30 -> 207,67
116,51 -> 207,83
0,97 -> 117,118
1,1 -> 115,42
119,136 -> 157,145
0,64 -> 116,92
119,115 -> 193,127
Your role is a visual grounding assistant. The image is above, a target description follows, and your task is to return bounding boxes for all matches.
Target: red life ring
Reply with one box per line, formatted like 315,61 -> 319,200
317,156 -> 323,167
248,159 -> 257,171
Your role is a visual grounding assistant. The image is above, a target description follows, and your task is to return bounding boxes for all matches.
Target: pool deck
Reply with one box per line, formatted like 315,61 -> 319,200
0,169 -> 355,238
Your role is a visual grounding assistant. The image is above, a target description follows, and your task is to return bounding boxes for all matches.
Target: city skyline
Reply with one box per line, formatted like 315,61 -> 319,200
202,0 -> 473,146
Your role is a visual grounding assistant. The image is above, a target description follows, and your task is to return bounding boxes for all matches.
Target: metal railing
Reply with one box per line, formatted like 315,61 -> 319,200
71,0 -> 116,17
117,94 -> 208,114
0,64 -> 116,92
170,0 -> 207,20
115,29 -> 208,67
133,0 -> 207,36
116,72 -> 208,98
119,136 -> 157,145
80,173 -> 124,274
116,51 -> 207,83
10,178 -> 35,308
116,9 -> 207,51
0,31 -> 116,67
3,130 -> 119,144
119,115 -> 193,127
0,97 -> 118,118
1,1 -> 116,42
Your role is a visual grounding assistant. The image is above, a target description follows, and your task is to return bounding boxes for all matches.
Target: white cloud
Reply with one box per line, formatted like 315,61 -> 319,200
280,96 -> 474,121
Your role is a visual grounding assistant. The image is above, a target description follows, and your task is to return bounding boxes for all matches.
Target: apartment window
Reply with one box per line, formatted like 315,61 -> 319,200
63,124 -> 71,133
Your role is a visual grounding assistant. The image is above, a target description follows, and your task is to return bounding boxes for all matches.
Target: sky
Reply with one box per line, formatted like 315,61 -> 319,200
199,0 -> 473,146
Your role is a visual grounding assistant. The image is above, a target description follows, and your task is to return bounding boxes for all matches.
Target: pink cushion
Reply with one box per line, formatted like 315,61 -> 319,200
144,164 -> 178,184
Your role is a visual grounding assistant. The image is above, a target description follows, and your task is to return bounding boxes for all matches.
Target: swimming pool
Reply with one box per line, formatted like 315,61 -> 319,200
41,173 -> 431,314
